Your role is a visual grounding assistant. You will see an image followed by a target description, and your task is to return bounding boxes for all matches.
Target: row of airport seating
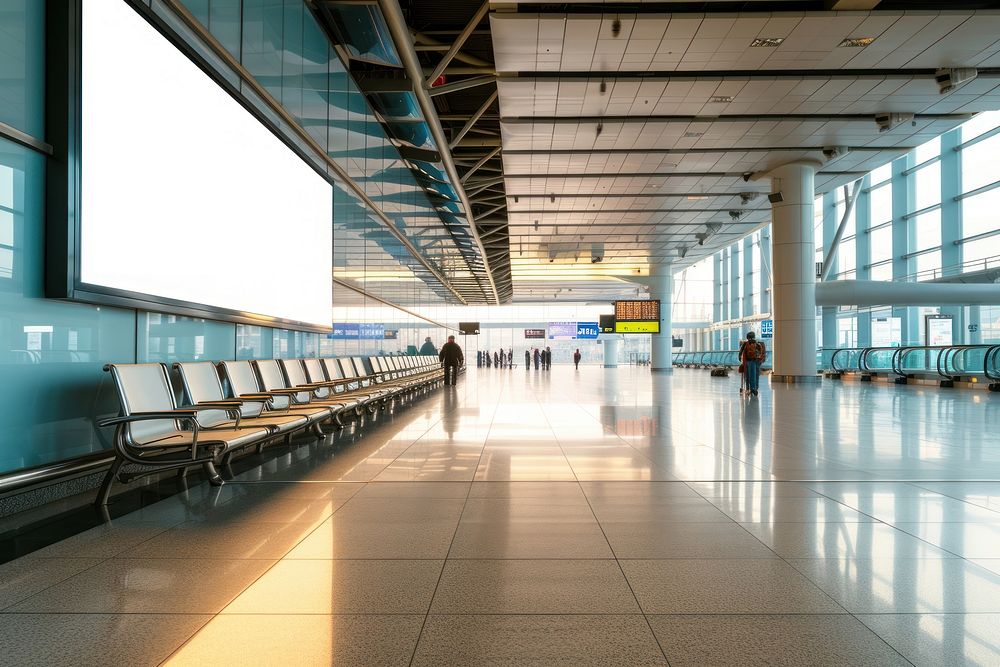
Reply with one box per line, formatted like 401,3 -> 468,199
95,355 -> 449,506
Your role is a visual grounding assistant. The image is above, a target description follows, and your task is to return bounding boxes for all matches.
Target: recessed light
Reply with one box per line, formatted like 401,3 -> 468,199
709,95 -> 733,103
839,37 -> 875,48
750,37 -> 784,48
686,195 -> 709,201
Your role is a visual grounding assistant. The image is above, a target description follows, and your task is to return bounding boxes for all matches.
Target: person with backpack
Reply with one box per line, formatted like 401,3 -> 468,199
739,331 -> 765,397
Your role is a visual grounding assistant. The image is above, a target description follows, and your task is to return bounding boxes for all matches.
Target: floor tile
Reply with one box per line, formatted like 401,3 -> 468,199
468,481 -> 586,498
588,497 -> 735,523
858,613 -> 1000,667
0,613 -> 211,667
412,615 -> 668,666
351,481 -> 471,499
741,521 -> 956,559
648,615 -> 910,667
429,559 -> 639,613
448,520 -> 613,559
891,522 -> 1000,558
620,559 -> 844,614
710,496 -> 878,523
285,516 -> 459,559
164,614 -> 424,667
580,481 -> 702,499
601,521 -> 777,559
27,521 -> 176,560
223,559 -> 442,614
119,520 -> 317,559
791,557 -> 1000,613
0,557 -> 104,610
9,558 -> 273,614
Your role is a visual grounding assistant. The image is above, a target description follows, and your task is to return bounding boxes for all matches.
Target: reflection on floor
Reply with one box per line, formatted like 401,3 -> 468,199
3,366 -> 1000,665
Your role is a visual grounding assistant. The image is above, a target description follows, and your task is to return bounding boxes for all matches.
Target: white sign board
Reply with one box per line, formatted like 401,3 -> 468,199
871,317 -> 901,348
927,316 -> 953,347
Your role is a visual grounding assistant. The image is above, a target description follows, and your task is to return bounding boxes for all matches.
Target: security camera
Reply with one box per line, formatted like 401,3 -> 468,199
591,255 -> 603,264
936,68 -> 977,95
742,172 -> 753,182
611,18 -> 622,37
739,192 -> 759,205
822,146 -> 850,160
875,112 -> 915,133
729,210 -> 742,221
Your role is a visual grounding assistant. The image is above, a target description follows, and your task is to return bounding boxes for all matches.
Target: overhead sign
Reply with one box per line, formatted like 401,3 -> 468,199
760,319 -> 773,339
548,322 -> 578,340
615,321 -> 660,334
459,321 -> 480,335
599,314 -> 616,334
384,329 -> 398,340
524,328 -> 546,339
329,323 -> 385,339
614,300 -> 661,334
577,322 -> 600,339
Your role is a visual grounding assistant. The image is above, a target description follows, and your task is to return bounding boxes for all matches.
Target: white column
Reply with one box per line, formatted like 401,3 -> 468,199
650,261 -> 674,372
602,337 -> 620,368
769,162 -> 820,383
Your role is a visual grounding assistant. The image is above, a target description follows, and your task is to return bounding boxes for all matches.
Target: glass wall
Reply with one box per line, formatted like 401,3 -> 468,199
702,111 -> 1000,352
0,0 -> 459,477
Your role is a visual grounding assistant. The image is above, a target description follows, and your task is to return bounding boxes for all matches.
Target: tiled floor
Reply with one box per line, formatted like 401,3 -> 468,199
3,366 -> 1000,665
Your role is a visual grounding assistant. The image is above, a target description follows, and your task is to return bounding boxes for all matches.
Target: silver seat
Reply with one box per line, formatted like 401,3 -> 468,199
218,360 -> 331,437
96,363 -> 271,506
174,361 -> 309,440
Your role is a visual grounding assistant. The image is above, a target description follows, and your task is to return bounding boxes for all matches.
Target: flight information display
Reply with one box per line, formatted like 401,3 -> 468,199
614,300 -> 661,334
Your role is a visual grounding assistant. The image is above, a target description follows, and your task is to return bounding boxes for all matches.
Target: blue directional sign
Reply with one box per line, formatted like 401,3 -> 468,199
760,320 -> 773,339
576,322 -> 600,339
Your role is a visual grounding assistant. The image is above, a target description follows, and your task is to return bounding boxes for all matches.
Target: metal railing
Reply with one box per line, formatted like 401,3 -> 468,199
829,344 -> 1000,383
672,350 -> 773,370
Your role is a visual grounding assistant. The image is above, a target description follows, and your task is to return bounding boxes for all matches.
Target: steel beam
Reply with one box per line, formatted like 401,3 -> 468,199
377,0 -> 500,304
450,91 -> 499,150
502,113 -> 974,125
424,1 -> 490,86
428,76 -> 497,97
821,179 -> 863,281
461,146 -> 502,183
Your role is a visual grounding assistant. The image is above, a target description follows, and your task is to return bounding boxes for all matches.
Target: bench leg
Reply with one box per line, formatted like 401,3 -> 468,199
203,460 -> 225,486
94,456 -> 124,507
311,422 -> 325,438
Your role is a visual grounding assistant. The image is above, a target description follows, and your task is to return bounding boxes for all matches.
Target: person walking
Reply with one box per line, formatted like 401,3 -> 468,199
545,347 -> 552,370
533,348 -> 540,370
525,349 -> 530,369
494,350 -> 500,368
419,336 -> 437,355
439,335 -> 464,386
573,349 -> 582,369
739,331 -> 766,397
508,348 -> 513,369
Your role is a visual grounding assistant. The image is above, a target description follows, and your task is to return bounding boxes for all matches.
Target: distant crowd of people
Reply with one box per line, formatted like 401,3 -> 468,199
478,348 -> 514,369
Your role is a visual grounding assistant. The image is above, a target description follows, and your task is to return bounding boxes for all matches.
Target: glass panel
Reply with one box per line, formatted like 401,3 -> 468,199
914,136 -> 940,164
961,135 -> 1000,193
961,187 -> 1000,238
236,324 -> 274,359
0,140 -> 136,474
869,183 -> 892,226
136,312 -> 236,364
0,0 -> 44,136
870,227 -> 892,263
915,210 -> 941,251
961,110 -> 1000,142
914,162 -> 941,210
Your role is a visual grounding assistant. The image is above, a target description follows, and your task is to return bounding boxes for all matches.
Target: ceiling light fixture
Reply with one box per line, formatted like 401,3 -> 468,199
683,131 -> 703,139
839,37 -> 875,48
750,37 -> 784,47
709,95 -> 733,103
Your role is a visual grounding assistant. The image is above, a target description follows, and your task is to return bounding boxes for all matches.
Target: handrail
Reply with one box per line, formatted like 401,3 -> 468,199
830,347 -> 864,373
986,345 -> 1000,382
